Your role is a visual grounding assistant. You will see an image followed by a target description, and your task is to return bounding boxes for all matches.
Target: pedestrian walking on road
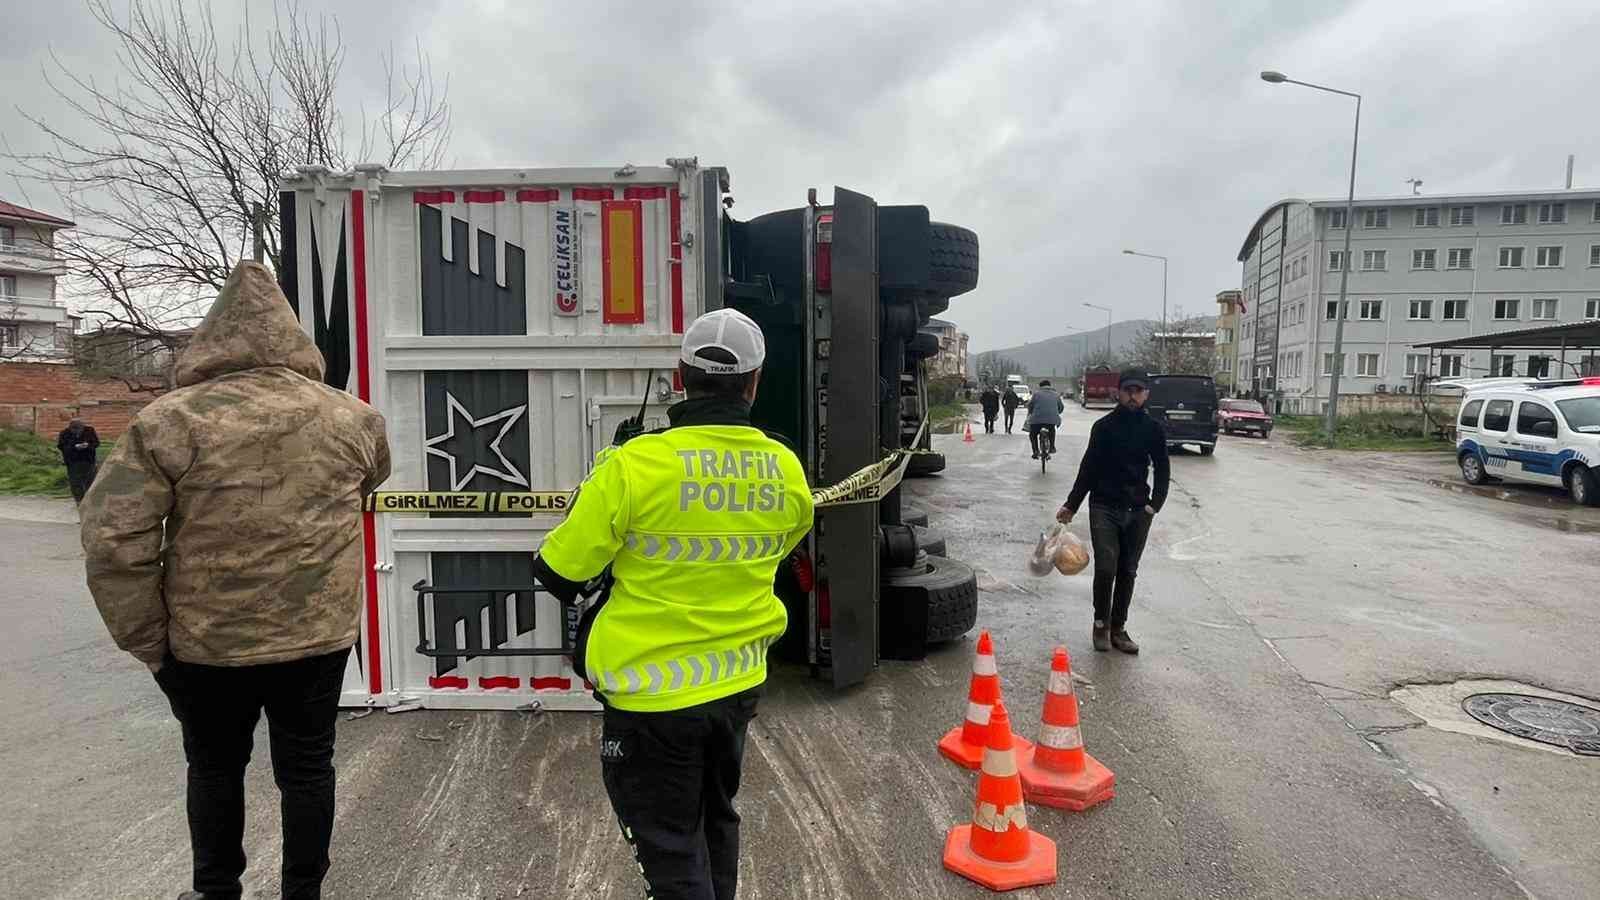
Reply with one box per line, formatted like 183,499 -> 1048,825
80,262 -> 391,900
979,384 -> 1001,434
1001,385 -> 1021,434
57,417 -> 100,503
1024,379 -> 1064,459
533,308 -> 815,900
1056,368 -> 1169,655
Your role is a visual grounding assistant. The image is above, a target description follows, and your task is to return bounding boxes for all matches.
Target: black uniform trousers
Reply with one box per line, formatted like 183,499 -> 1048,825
1088,503 -> 1153,628
67,460 -> 97,503
601,687 -> 761,900
153,647 -> 351,900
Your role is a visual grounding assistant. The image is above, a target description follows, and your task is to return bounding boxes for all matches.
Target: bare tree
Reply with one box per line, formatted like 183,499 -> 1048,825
1126,311 -> 1216,375
975,351 -> 1028,381
5,0 -> 450,383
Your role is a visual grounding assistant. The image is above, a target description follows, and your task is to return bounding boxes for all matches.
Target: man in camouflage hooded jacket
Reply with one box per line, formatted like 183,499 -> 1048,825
81,260 -> 389,900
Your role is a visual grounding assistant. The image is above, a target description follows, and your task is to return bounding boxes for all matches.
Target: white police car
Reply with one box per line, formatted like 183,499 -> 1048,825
1452,377 -> 1600,506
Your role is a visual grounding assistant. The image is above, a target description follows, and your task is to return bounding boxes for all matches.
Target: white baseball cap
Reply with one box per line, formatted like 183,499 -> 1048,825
680,308 -> 767,374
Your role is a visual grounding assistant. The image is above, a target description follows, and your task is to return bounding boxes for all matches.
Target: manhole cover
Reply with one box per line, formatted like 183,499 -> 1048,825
1461,693 -> 1600,756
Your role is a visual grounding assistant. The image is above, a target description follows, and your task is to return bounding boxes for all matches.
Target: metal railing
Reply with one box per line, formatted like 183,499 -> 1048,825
0,237 -> 62,261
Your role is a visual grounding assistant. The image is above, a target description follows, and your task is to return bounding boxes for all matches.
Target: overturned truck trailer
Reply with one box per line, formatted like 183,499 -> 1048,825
279,161 -> 979,711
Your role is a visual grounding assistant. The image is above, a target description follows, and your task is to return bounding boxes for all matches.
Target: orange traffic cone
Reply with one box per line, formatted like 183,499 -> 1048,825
943,700 -> 1058,891
1017,647 -> 1115,811
963,420 -> 975,442
939,631 -> 1031,770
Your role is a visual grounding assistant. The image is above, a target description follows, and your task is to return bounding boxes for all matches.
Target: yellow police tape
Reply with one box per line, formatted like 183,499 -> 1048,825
366,418 -> 937,514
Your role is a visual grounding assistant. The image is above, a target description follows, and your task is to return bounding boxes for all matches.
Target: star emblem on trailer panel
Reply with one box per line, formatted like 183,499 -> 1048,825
424,392 -> 531,490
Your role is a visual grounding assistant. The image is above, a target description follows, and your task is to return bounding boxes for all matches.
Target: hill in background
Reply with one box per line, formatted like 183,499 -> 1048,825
970,319 -> 1155,380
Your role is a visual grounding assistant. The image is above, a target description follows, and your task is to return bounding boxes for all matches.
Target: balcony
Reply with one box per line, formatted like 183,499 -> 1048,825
0,294 -> 72,326
0,238 -> 67,276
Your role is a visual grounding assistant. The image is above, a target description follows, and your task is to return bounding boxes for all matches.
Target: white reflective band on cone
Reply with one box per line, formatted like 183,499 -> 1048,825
974,801 -> 1028,832
1048,670 -> 1076,696
981,747 -> 1019,778
972,654 -> 997,676
966,701 -> 993,725
1038,723 -> 1083,750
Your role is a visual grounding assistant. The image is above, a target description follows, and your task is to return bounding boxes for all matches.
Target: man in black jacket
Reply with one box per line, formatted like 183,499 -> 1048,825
1056,369 -> 1169,654
57,418 -> 100,504
979,384 -> 1000,434
1000,386 -> 1021,434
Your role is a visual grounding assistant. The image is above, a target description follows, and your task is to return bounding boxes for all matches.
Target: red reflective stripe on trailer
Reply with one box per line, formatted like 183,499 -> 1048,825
670,188 -> 684,333
414,191 -> 456,204
479,676 -> 522,689
672,370 -> 683,393
623,186 -> 668,200
531,676 -> 574,691
428,675 -> 470,690
463,190 -> 505,203
516,188 -> 559,203
352,190 -> 382,696
572,187 -> 614,201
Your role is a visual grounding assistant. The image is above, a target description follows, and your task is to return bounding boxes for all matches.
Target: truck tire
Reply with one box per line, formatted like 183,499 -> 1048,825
902,507 -> 929,527
880,555 -> 980,659
917,296 -> 950,319
906,450 -> 946,477
927,222 -> 979,298
906,331 -> 940,359
911,524 -> 947,557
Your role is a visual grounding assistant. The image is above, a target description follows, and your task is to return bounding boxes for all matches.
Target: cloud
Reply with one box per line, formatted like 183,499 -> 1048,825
6,0 -> 1599,353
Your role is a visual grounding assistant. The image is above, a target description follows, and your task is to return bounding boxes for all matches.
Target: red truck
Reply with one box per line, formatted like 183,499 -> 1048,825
1080,366 -> 1119,408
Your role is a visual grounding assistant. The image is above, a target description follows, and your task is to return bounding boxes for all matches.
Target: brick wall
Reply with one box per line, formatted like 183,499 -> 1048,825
0,361 -> 167,439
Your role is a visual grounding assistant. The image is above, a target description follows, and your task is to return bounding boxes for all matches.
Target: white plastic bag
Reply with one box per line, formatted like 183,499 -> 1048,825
1027,524 -> 1091,577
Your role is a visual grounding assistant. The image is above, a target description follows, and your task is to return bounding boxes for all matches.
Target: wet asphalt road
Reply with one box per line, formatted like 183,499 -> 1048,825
3,406 -> 1597,899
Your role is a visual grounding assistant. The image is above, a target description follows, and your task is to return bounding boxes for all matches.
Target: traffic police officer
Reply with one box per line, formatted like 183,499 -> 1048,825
533,308 -> 814,900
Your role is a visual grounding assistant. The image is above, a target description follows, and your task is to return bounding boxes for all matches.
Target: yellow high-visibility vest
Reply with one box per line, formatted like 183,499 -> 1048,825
539,424 -> 813,712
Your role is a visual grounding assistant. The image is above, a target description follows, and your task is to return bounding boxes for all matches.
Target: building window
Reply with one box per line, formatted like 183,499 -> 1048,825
1325,299 -> 1348,320
1362,208 -> 1389,228
1527,356 -> 1552,379
1356,353 -> 1380,377
1413,207 -> 1440,227
1535,245 -> 1564,268
1443,299 -> 1469,320
1588,299 -> 1600,320
1328,209 -> 1347,228
0,275 -> 16,298
1590,245 -> 1600,267
1494,298 -> 1521,320
1447,247 -> 1473,269
1322,352 -> 1342,376
1498,246 -> 1525,268
1490,354 -> 1516,377
1408,299 -> 1433,320
1405,353 -> 1431,376
1532,298 -> 1558,320
1359,299 -> 1384,320
1440,354 -> 1464,377
0,225 -> 14,248
1593,202 -> 1600,223
1501,204 -> 1528,225
0,323 -> 18,348
1448,206 -> 1475,226
1537,202 -> 1567,224
1329,250 -> 1348,271
1411,249 -> 1436,270
1361,249 -> 1387,270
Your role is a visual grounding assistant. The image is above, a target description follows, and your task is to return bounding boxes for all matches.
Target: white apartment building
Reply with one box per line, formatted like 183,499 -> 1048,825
925,317 -> 970,380
0,199 -> 77,361
1236,190 -> 1600,413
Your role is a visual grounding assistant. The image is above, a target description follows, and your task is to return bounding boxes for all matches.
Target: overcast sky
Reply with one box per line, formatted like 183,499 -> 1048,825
6,0 -> 1599,352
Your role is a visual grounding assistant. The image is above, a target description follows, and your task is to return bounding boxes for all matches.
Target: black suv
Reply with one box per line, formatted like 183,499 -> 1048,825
1146,374 -> 1219,456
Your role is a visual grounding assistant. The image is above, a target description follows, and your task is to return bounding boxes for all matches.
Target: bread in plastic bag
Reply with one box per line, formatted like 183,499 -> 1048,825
1028,523 -> 1091,577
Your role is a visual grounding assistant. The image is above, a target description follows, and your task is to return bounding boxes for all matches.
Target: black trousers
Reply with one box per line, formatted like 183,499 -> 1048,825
1027,424 -> 1056,456
1088,504 -> 1153,628
601,687 -> 761,900
154,647 -> 351,900
1003,408 -> 1017,432
982,410 -> 997,433
66,460 -> 96,503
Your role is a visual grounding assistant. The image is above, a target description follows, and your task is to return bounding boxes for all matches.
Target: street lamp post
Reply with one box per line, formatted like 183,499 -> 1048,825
1084,302 -> 1113,361
1122,250 -> 1168,370
1261,69 -> 1360,441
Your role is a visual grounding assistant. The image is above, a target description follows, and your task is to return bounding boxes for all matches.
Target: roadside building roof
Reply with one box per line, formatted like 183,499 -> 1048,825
1412,321 -> 1600,351
0,199 -> 75,228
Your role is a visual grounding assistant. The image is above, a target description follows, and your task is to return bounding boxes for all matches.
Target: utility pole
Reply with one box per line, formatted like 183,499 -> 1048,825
251,201 -> 266,263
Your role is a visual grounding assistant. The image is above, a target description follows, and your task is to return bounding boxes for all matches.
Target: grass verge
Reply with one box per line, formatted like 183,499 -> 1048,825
0,429 -> 72,496
1275,413 -> 1453,452
928,402 -> 968,434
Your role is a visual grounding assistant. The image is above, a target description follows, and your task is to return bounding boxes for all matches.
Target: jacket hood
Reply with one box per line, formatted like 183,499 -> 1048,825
175,261 -> 325,387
